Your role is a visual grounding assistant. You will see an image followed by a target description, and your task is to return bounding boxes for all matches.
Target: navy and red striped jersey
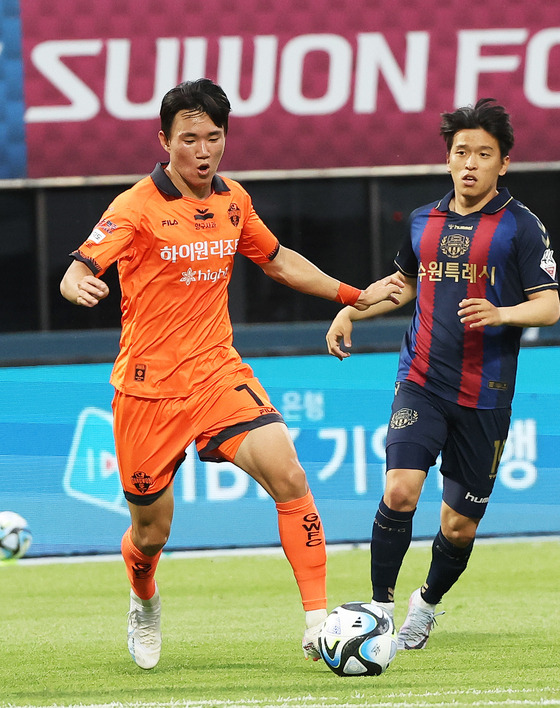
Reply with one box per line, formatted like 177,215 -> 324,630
395,188 -> 558,409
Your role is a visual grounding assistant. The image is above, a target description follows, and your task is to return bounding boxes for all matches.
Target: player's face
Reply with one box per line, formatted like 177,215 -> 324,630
446,128 -> 510,213
158,111 -> 226,199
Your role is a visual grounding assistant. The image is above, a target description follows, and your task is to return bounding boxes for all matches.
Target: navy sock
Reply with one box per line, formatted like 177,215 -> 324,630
370,498 -> 414,603
422,528 -> 474,605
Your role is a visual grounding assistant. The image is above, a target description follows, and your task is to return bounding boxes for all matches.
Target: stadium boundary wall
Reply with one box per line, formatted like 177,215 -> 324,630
1,347 -> 559,557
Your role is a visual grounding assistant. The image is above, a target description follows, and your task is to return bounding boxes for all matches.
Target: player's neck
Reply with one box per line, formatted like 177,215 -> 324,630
450,188 -> 499,215
164,165 -> 213,200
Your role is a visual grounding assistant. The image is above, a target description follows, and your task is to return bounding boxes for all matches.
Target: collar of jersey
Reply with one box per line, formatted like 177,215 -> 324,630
437,187 -> 513,215
150,162 -> 230,198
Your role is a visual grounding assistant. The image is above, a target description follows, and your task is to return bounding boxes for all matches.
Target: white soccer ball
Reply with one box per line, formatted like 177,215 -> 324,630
319,602 -> 397,677
0,511 -> 32,560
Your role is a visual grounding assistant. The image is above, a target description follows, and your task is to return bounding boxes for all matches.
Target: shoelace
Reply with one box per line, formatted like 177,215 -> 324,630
128,607 -> 160,647
403,607 -> 445,642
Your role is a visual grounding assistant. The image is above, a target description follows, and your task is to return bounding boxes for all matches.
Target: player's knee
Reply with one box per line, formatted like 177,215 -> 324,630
383,468 -> 425,511
383,493 -> 416,512
269,464 -> 308,502
441,499 -> 479,547
133,521 -> 170,555
441,520 -> 477,548
383,481 -> 419,512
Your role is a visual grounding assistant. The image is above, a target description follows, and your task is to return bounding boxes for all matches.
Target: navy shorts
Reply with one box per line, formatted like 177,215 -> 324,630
385,380 -> 511,519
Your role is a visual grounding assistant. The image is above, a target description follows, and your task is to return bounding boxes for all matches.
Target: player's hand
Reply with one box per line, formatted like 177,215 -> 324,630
326,310 -> 354,360
354,275 -> 405,311
76,275 -> 110,307
458,297 -> 501,328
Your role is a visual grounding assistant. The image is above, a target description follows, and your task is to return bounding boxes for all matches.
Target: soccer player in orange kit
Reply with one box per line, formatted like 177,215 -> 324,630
60,78 -> 405,670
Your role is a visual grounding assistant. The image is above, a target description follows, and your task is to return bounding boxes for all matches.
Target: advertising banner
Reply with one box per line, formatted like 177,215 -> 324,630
1,348 -> 559,557
2,1 -> 560,178
0,0 -> 26,178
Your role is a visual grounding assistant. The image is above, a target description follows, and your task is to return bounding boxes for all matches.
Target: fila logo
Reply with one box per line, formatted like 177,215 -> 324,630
194,209 -> 214,221
161,219 -> 179,226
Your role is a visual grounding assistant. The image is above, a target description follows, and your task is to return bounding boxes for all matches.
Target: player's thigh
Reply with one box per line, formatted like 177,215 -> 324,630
386,381 -> 448,465
440,406 -> 511,518
195,373 -> 284,462
385,380 -> 447,510
113,391 -> 193,503
232,422 -> 308,503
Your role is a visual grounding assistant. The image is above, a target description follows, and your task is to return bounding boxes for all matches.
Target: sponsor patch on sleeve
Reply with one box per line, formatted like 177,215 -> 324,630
97,218 -> 118,233
87,228 -> 107,244
540,248 -> 557,280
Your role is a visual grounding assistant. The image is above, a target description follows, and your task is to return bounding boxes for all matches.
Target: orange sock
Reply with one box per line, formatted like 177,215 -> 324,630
276,490 -> 327,611
121,526 -> 161,600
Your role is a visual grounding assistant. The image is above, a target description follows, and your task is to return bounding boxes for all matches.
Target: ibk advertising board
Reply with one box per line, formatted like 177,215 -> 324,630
2,0 -> 560,179
1,349 -> 559,557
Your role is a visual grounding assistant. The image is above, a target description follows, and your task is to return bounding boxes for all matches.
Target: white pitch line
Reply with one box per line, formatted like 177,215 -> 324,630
4,687 -> 560,708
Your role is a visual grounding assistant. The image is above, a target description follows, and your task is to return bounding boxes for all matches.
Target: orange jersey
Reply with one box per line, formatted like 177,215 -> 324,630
72,163 -> 280,397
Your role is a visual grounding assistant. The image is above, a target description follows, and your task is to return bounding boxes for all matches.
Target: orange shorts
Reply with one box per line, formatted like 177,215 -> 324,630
112,367 -> 284,505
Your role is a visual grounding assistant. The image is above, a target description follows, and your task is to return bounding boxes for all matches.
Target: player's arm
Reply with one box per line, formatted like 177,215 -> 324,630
326,272 -> 417,360
260,245 -> 406,310
458,288 -> 560,329
60,259 -> 110,308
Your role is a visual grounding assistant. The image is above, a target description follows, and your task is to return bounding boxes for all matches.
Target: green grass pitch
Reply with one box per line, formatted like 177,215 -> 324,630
1,539 -> 559,707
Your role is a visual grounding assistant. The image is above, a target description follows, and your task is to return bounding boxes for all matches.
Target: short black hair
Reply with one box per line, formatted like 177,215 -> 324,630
440,98 -> 514,158
160,79 -> 231,139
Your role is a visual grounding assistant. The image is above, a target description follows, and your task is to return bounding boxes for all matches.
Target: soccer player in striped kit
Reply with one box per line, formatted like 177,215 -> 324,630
326,98 -> 559,649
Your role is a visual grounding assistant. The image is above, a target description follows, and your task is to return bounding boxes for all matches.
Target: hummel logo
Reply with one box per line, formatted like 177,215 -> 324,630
194,209 -> 214,221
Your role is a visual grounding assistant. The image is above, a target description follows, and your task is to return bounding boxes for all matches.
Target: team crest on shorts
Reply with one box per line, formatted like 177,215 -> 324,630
131,471 -> 153,494
390,407 -> 419,429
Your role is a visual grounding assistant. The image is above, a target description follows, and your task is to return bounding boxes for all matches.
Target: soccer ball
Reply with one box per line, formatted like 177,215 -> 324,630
0,511 -> 32,560
319,602 -> 397,677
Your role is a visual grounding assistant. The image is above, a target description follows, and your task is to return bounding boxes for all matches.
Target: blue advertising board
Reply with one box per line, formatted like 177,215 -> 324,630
0,348 -> 559,557
0,0 -> 26,178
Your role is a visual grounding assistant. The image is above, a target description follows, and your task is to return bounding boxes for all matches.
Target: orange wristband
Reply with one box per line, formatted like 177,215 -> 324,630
335,282 -> 362,306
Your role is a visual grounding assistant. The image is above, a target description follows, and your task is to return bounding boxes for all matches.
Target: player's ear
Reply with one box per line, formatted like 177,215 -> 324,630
499,154 -> 510,177
158,130 -> 171,154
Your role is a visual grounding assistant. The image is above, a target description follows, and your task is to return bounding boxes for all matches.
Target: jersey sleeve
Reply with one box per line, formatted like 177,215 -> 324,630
393,221 -> 418,277
515,207 -> 558,293
236,204 -> 280,264
70,196 -> 138,276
